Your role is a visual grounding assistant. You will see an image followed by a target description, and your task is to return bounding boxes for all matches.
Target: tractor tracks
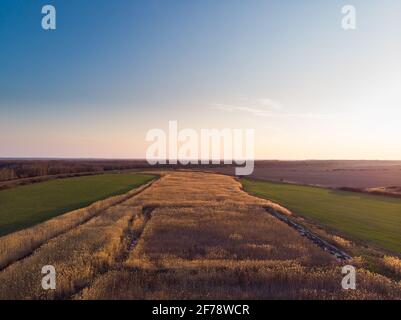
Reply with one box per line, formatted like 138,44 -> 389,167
0,178 -> 158,273
264,206 -> 351,261
71,205 -> 156,300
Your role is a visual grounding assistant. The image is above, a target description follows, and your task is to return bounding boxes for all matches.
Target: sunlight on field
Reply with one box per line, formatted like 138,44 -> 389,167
242,179 -> 401,254
2,172 -> 400,300
0,173 -> 155,236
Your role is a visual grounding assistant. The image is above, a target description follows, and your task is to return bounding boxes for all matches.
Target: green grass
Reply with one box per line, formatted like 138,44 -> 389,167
242,179 -> 401,254
0,173 -> 155,236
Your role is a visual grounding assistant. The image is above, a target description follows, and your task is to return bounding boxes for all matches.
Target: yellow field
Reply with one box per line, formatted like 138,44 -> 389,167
0,172 -> 400,300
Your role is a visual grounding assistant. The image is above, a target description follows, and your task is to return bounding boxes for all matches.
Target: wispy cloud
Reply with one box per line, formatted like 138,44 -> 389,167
212,97 -> 334,120
212,103 -> 274,117
256,98 -> 281,110
211,96 -> 281,117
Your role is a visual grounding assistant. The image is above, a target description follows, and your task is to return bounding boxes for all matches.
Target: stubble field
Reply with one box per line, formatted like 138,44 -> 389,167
0,171 -> 400,300
0,173 -> 155,236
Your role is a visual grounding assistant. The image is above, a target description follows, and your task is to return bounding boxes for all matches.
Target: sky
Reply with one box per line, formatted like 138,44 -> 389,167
1,0 -> 400,160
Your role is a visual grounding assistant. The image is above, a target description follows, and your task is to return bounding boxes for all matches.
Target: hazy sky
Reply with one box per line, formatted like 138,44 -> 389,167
1,0 -> 400,159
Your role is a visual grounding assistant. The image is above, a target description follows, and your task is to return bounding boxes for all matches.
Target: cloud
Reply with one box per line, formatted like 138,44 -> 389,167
212,103 -> 273,117
256,98 -> 281,110
211,97 -> 281,117
212,97 -> 334,120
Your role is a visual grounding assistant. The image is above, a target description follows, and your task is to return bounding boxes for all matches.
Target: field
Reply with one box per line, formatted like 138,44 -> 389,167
242,179 -> 401,254
0,173 -> 155,236
3,159 -> 401,190
1,171 -> 400,300
208,160 -> 401,189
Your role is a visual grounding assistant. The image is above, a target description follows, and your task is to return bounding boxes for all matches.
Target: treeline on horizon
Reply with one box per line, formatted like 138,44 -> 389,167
0,160 -> 237,183
0,160 -> 150,182
2,158 -> 399,184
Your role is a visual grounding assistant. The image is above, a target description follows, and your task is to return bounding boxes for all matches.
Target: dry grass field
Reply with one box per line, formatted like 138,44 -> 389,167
1,171 -> 400,300
207,160 -> 401,189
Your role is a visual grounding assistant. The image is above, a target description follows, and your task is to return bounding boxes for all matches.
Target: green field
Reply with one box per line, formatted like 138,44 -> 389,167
0,173 -> 155,236
242,179 -> 401,253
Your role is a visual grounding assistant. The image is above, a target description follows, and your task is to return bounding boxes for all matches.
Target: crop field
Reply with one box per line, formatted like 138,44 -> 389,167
0,173 -> 155,236
207,160 -> 401,189
1,171 -> 400,300
242,179 -> 401,254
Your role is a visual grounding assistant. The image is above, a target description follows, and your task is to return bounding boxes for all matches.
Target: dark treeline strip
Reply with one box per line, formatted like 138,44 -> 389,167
0,160 -> 149,182
0,160 -> 236,184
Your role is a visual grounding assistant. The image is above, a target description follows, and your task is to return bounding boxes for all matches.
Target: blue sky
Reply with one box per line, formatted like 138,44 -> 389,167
1,0 -> 400,159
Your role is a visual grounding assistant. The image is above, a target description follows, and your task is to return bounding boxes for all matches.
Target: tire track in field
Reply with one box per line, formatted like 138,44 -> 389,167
0,178 -> 158,272
71,206 -> 156,299
116,205 -> 156,263
264,207 -> 351,261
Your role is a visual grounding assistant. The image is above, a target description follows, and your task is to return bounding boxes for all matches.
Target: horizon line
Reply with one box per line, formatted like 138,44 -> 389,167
1,157 -> 401,162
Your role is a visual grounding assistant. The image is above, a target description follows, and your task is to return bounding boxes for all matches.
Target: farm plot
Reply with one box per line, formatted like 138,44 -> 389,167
242,179 -> 401,254
1,172 -> 400,300
0,173 -> 155,236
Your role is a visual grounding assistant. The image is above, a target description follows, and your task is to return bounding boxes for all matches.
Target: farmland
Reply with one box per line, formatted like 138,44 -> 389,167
1,171 -> 400,300
242,179 -> 401,254
208,160 -> 401,189
0,173 -> 155,236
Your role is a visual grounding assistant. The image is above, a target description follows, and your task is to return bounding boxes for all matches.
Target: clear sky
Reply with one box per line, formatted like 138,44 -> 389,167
1,0 -> 400,159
